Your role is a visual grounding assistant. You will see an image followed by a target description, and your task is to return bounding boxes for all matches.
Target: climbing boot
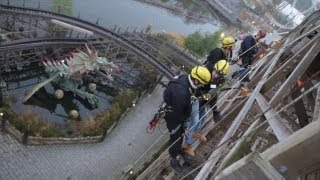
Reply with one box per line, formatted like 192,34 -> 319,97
192,132 -> 207,142
182,143 -> 195,157
181,154 -> 194,167
170,158 -> 183,173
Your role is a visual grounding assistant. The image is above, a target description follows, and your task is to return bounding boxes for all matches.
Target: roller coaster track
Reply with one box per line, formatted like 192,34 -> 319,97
0,36 -> 199,69
0,4 -> 175,79
0,38 -> 95,51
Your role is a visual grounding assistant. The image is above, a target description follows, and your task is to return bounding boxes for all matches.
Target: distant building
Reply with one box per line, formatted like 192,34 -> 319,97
276,1 -> 305,26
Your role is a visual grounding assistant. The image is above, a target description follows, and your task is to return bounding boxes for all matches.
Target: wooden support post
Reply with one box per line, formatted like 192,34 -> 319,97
256,93 -> 293,141
270,41 -> 320,107
313,87 -> 320,121
291,89 -> 309,127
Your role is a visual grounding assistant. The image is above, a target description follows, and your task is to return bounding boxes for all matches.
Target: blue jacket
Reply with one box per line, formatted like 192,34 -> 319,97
240,35 -> 258,57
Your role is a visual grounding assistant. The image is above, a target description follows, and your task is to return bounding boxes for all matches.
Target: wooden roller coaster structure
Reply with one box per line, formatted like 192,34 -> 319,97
136,10 -> 320,180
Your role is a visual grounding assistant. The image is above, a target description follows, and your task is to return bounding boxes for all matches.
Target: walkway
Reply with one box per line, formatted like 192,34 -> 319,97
0,85 -> 167,180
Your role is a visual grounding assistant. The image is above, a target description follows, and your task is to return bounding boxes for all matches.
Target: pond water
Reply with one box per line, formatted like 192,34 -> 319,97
4,0 -> 219,35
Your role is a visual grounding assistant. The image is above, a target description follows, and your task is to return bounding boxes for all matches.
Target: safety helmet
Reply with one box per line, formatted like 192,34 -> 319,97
214,60 -> 230,76
221,36 -> 236,48
257,30 -> 267,38
191,66 -> 211,85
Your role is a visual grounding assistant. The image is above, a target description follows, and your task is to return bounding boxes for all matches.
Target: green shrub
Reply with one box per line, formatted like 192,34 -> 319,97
184,31 -> 221,57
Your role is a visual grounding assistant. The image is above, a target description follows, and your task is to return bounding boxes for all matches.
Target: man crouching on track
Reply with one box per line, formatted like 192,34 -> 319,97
163,66 -> 211,172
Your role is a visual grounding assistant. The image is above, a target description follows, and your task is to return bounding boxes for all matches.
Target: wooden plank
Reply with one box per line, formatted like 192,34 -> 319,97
195,42 -> 288,180
262,120 -> 320,179
291,37 -> 310,53
220,90 -> 240,115
212,118 -> 264,177
261,34 -> 320,94
215,152 -> 286,180
256,93 -> 293,141
270,41 -> 320,107
220,43 -> 288,145
248,57 -> 271,89
313,87 -> 320,121
291,89 -> 309,128
249,59 -> 267,80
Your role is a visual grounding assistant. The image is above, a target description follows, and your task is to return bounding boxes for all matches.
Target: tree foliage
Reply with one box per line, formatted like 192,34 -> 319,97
184,31 -> 221,57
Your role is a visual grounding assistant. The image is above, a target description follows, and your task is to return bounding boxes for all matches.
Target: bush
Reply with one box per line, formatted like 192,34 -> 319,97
73,117 -> 103,137
184,31 -> 221,57
75,89 -> 138,137
10,110 -> 62,138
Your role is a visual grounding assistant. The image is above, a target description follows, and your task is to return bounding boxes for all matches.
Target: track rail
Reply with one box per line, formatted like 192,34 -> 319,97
0,4 -> 175,78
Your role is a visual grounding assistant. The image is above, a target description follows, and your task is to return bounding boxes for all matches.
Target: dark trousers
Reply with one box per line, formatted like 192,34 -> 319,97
168,126 -> 185,159
241,54 -> 252,68
164,111 -> 185,159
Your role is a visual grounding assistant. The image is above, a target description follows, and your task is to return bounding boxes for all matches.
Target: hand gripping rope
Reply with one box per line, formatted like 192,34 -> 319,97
146,102 -> 171,134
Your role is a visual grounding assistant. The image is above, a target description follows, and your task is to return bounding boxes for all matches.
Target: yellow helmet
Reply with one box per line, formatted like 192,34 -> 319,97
191,66 -> 211,85
214,60 -> 230,75
221,36 -> 236,48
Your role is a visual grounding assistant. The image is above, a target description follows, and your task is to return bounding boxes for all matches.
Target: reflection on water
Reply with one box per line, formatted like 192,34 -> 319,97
3,0 -> 218,35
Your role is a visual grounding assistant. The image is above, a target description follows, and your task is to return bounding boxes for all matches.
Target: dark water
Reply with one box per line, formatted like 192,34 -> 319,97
5,0 -> 219,35
8,76 -> 114,128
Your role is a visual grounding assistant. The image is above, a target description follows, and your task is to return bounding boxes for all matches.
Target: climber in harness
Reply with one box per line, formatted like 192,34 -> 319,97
163,66 -> 211,172
182,60 -> 231,157
203,36 -> 236,73
238,30 -> 267,68
203,36 -> 236,120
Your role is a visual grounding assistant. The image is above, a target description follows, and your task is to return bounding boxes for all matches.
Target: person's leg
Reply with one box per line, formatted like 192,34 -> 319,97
196,104 -> 207,131
185,100 -> 199,145
241,55 -> 251,68
183,100 -> 199,156
192,101 -> 207,142
209,95 -> 221,122
169,126 -> 185,172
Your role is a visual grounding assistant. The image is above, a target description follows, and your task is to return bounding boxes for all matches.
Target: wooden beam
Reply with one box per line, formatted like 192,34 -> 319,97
249,58 -> 267,80
220,90 -> 241,115
248,58 -> 271,89
221,43 -> 288,145
270,41 -> 320,107
261,35 -> 320,94
256,93 -> 293,141
215,152 -> 286,180
212,118 -> 265,177
291,89 -> 309,127
196,43 -> 288,180
313,87 -> 320,121
262,120 -> 320,179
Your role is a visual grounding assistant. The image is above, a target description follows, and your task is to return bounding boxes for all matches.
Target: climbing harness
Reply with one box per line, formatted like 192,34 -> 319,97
146,102 -> 172,134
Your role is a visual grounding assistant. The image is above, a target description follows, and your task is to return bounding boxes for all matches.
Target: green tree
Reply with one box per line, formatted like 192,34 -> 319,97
51,0 -> 73,15
184,31 -> 221,57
